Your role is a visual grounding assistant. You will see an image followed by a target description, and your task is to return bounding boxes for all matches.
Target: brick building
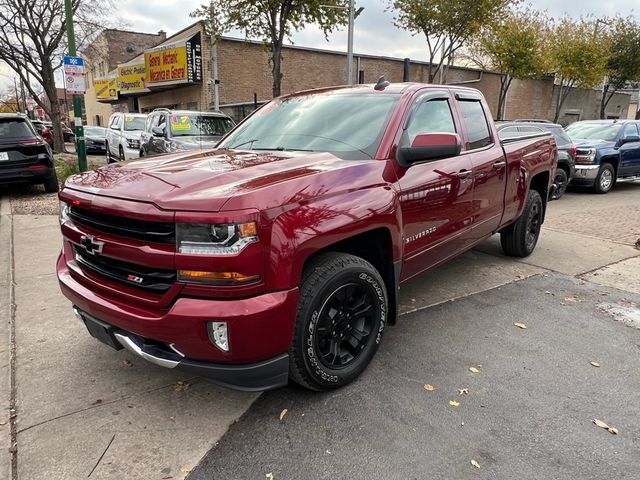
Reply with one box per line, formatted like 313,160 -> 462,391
38,87 -> 74,124
84,21 -> 631,126
83,29 -> 167,126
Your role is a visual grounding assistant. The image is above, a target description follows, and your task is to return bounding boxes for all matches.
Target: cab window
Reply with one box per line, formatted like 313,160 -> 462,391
458,100 -> 492,150
404,99 -> 456,146
622,123 -> 639,139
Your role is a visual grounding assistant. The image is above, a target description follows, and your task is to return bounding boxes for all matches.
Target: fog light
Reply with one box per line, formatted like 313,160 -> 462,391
207,321 -> 229,352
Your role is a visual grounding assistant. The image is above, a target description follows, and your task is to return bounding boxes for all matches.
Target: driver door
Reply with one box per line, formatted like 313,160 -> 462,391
619,123 -> 640,176
397,92 -> 474,282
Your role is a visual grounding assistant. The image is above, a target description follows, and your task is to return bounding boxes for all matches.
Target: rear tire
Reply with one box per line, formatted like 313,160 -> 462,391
500,189 -> 543,257
593,163 -> 615,194
289,252 -> 388,391
43,171 -> 59,193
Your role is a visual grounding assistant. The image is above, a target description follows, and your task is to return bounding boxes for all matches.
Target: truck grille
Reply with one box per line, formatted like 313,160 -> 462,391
69,206 -> 175,244
74,247 -> 176,294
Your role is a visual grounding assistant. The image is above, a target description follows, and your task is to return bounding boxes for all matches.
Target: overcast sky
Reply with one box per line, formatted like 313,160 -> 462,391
2,0 -> 638,96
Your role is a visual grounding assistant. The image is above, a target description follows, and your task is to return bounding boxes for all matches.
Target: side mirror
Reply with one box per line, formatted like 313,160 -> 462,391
152,126 -> 165,137
620,135 -> 640,145
397,132 -> 462,167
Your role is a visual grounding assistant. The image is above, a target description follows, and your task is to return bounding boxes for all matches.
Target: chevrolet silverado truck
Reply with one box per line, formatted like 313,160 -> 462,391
57,83 -> 557,392
565,119 -> 640,194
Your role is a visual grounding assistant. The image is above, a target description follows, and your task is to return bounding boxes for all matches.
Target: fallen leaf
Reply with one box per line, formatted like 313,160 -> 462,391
325,449 -> 332,455
564,295 -> 578,303
449,400 -> 461,407
457,388 -> 469,395
174,381 -> 191,392
122,359 -> 133,367
91,399 -> 103,406
593,418 -> 618,434
471,459 -> 480,469
593,418 -> 609,429
169,415 -> 176,422
513,322 -> 527,329
590,361 -> 600,368
180,467 -> 191,473
266,473 -> 274,480
423,384 -> 434,392
279,409 -> 288,421
545,291 -> 553,295
469,367 -> 480,374
37,338 -> 47,343
516,274 -> 526,280
127,404 -> 135,409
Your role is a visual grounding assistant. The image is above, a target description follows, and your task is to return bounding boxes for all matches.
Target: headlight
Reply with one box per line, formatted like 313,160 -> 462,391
126,138 -> 140,149
576,148 -> 596,163
59,201 -> 70,223
176,222 -> 258,255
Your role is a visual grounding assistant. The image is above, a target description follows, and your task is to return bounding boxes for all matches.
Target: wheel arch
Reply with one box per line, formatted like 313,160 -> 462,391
529,171 -> 550,222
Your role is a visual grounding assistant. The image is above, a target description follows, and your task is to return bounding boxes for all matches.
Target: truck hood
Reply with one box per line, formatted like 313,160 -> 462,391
63,148 -> 380,212
572,139 -> 615,149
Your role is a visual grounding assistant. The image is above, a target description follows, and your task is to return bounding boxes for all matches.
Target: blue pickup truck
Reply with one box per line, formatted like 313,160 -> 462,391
565,120 -> 640,194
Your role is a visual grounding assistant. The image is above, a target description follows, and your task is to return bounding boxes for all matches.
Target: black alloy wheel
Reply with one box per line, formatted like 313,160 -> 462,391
552,168 -> 568,200
314,283 -> 375,369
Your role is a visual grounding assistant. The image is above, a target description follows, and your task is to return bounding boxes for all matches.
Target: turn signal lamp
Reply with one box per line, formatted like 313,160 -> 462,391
177,270 -> 259,285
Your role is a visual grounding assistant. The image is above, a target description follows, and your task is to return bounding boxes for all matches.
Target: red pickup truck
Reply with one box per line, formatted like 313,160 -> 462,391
57,83 -> 556,392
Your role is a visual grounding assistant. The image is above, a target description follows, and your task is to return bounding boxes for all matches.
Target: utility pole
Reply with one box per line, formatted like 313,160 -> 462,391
64,0 -> 87,172
347,0 -> 354,85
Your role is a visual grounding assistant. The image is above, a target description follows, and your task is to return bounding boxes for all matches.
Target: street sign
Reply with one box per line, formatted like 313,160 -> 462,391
64,55 -> 86,94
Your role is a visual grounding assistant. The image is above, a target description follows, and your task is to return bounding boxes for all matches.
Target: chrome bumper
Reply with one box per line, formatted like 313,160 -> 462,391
571,164 -> 600,183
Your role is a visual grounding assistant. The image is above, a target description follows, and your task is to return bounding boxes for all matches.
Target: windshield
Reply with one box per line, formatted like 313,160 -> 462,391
565,122 -> 622,142
123,115 -> 145,131
169,114 -> 234,137
218,93 -> 399,159
0,119 -> 35,139
85,126 -> 106,137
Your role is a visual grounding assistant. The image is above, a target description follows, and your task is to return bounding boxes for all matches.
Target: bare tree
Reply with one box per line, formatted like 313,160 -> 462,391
0,0 -> 117,152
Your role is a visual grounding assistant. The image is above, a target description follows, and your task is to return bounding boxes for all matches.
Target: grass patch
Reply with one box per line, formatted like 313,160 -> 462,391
55,158 -> 80,183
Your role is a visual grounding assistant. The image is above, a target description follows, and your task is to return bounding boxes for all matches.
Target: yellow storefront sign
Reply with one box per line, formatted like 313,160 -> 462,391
118,63 -> 147,94
94,77 -> 118,101
145,44 -> 188,86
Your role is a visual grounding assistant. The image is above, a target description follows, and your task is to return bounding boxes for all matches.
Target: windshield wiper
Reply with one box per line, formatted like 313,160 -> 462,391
252,147 -> 316,152
229,139 -> 259,149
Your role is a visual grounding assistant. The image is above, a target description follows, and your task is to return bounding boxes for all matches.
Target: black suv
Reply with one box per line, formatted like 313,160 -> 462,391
0,114 -> 58,193
496,121 -> 576,199
139,109 -> 235,157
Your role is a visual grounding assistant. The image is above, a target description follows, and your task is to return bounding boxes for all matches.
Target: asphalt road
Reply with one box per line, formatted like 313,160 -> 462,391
189,273 -> 640,480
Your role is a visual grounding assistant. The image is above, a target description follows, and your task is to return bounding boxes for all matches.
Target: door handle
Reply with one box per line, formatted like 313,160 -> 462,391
457,169 -> 471,179
493,161 -> 507,170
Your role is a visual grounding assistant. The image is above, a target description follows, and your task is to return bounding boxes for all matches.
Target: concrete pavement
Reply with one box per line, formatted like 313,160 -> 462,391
1,181 -> 639,479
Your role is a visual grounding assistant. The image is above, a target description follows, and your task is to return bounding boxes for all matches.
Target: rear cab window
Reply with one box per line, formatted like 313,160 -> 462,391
457,99 -> 492,150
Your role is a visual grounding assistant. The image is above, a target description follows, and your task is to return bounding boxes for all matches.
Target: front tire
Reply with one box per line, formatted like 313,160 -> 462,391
289,253 -> 388,391
501,189 -> 543,257
593,163 -> 615,194
119,146 -> 125,162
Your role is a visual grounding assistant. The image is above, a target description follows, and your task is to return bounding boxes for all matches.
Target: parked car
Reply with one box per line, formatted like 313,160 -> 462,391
57,83 -> 556,392
61,123 -> 75,143
83,126 -> 107,154
565,120 -> 640,194
105,112 -> 147,162
31,120 -> 53,146
139,109 -> 235,157
497,121 -> 576,199
0,113 -> 58,192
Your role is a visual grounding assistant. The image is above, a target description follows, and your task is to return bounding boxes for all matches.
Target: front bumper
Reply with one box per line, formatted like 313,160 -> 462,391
57,253 -> 299,390
570,164 -> 600,186
75,308 -> 289,391
123,144 -> 140,160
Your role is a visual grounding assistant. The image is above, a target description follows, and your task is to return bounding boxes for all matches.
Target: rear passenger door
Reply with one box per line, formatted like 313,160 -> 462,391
618,123 -> 640,176
455,92 -> 507,240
